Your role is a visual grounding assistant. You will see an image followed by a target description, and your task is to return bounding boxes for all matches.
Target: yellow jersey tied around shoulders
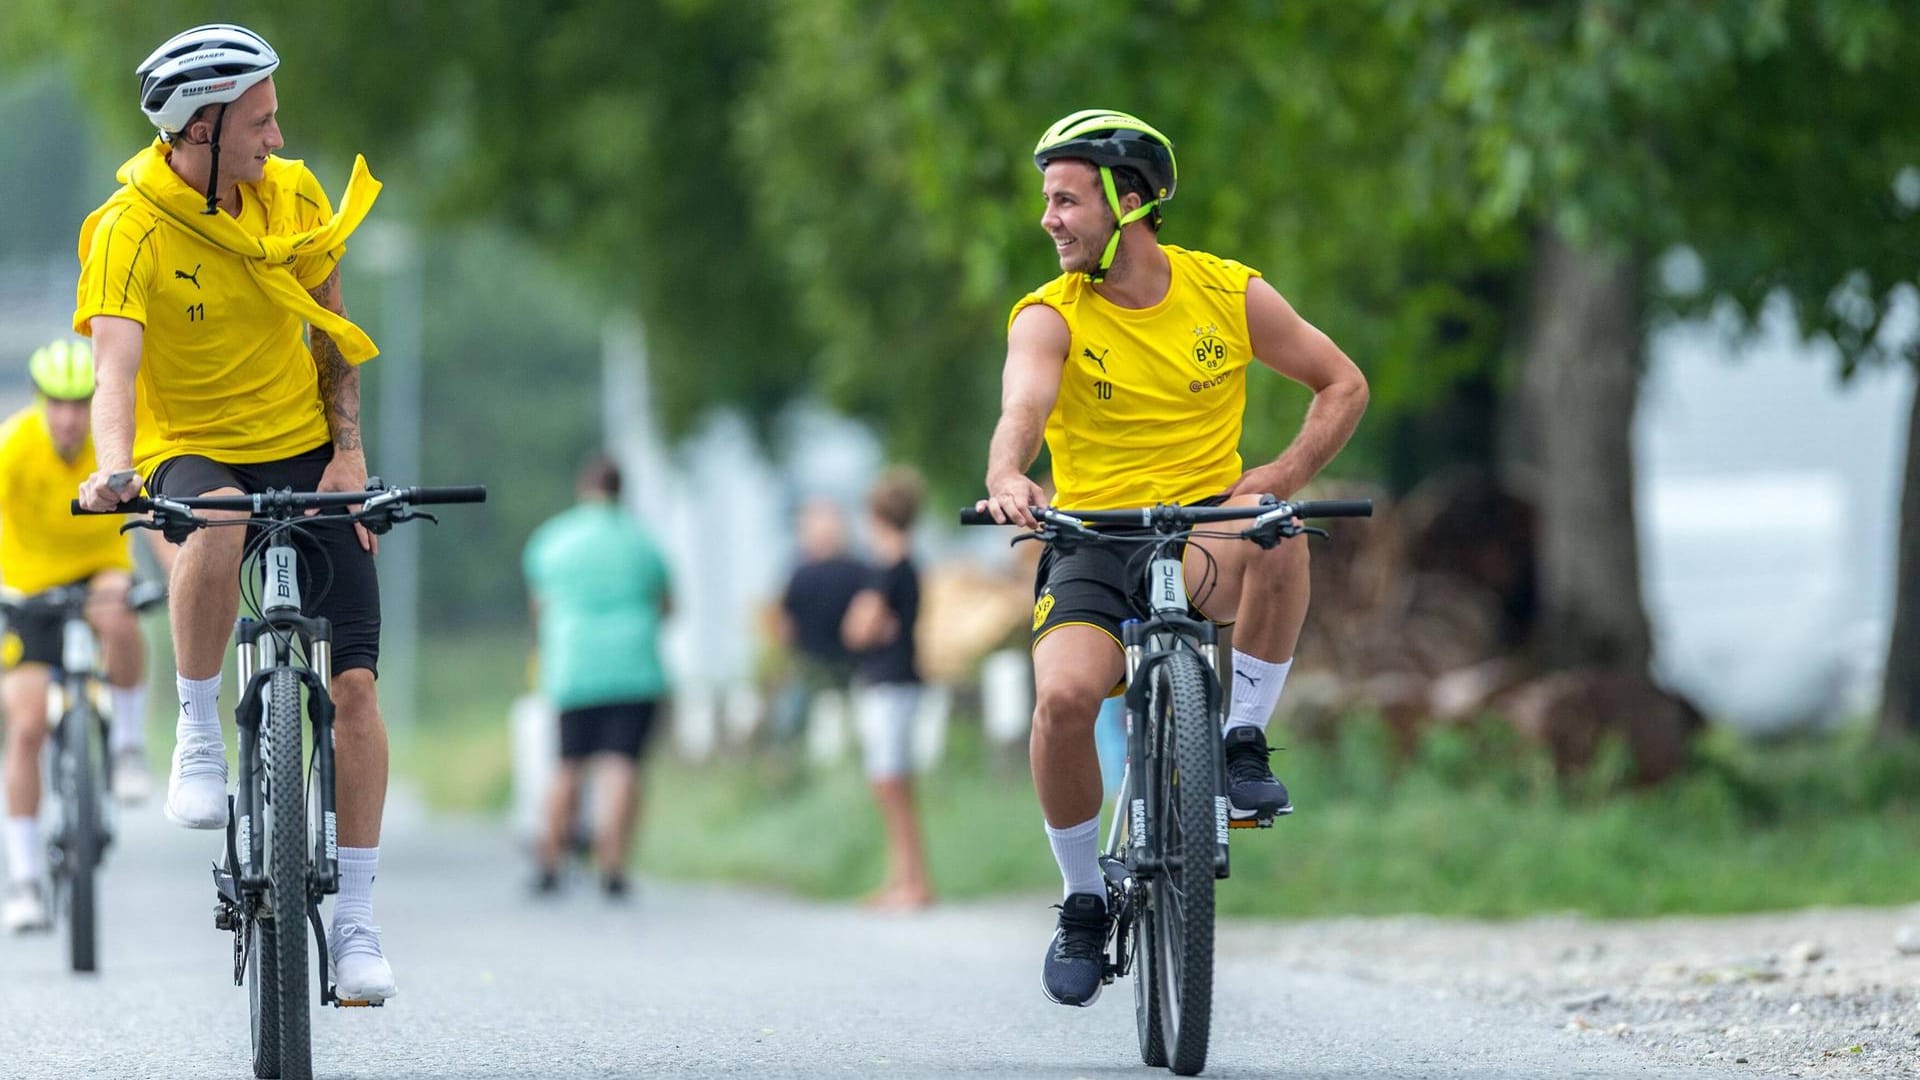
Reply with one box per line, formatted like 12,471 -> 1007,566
0,403 -> 133,595
1009,245 -> 1260,511
72,140 -> 382,475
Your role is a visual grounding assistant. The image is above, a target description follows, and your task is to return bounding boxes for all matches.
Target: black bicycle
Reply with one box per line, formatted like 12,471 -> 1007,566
78,481 -> 484,1080
0,580 -> 166,972
963,496 -> 1371,1076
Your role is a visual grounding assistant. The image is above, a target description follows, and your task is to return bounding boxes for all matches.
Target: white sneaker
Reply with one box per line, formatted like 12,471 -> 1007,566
163,733 -> 229,829
112,748 -> 153,804
2,882 -> 50,933
330,921 -> 399,1002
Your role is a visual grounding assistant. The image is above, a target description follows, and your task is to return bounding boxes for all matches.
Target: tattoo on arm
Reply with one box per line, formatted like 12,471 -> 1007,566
307,269 -> 362,454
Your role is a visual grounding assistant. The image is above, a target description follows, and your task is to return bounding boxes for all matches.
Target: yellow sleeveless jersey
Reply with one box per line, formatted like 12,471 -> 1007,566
73,151 -> 346,474
0,404 -> 133,594
1009,245 -> 1260,510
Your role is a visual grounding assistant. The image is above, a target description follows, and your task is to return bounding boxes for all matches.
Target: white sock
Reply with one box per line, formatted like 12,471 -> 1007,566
110,684 -> 147,753
1225,651 -> 1293,734
5,816 -> 43,884
1045,817 -> 1105,904
176,674 -> 221,740
333,845 -> 378,929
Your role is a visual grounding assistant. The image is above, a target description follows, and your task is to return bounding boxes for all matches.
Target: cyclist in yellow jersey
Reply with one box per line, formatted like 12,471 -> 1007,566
0,341 -> 150,933
71,24 -> 397,1002
974,110 -> 1369,1007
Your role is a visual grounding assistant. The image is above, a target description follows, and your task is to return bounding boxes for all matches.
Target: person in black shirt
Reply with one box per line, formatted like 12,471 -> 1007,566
843,467 -> 931,909
773,500 -> 868,745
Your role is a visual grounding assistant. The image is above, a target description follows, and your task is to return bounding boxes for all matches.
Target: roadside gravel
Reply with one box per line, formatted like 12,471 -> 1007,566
1225,905 -> 1920,1077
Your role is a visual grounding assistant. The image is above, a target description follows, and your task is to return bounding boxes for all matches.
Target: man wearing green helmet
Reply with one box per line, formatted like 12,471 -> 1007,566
975,109 -> 1370,1007
1,340 -> 151,933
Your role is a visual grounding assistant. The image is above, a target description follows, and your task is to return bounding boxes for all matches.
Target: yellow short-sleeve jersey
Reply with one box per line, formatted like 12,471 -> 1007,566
1008,245 -> 1261,510
73,155 -> 343,474
0,404 -> 133,594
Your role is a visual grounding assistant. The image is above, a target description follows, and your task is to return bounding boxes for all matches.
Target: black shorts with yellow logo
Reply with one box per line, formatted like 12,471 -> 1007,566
1029,496 -> 1227,653
2,574 -> 98,670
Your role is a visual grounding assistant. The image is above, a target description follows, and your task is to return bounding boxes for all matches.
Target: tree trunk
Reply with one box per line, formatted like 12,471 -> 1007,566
1519,227 -> 1653,673
1880,374 -> 1920,736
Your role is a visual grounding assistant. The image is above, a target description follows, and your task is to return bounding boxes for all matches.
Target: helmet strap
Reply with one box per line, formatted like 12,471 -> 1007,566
201,103 -> 229,215
1088,165 -> 1160,282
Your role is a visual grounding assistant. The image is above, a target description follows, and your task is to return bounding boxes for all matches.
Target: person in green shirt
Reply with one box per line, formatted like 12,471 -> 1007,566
522,454 -> 672,898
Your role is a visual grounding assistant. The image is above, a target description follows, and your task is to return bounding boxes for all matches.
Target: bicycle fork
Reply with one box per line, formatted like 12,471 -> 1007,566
212,613 -> 340,996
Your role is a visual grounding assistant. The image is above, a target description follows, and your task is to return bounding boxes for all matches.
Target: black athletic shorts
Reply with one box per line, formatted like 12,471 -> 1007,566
147,443 -> 381,677
2,574 -> 99,670
1030,495 -> 1228,652
559,700 -> 660,761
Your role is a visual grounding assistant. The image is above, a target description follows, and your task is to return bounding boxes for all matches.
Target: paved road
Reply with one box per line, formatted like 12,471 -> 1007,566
1,799 -> 1761,1079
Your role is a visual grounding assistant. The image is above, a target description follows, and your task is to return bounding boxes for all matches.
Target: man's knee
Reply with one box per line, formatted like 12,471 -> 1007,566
1032,679 -> 1105,739
1248,531 -> 1310,589
331,669 -> 382,728
2,687 -> 49,746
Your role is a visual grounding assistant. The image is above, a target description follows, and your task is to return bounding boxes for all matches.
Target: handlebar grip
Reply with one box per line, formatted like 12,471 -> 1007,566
959,507 -> 1012,526
71,498 -> 153,516
404,486 -> 488,505
1290,499 -> 1374,519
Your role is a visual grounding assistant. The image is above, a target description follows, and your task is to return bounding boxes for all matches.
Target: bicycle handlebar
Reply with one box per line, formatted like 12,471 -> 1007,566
958,498 -> 1373,528
71,484 -> 488,517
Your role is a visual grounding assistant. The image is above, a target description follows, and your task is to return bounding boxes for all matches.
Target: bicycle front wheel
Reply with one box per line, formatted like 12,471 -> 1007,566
263,669 -> 311,1080
249,915 -> 282,1079
60,702 -> 102,974
1144,650 -> 1216,1076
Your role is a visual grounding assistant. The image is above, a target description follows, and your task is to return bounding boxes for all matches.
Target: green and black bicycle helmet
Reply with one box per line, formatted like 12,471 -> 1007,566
1033,109 -> 1178,279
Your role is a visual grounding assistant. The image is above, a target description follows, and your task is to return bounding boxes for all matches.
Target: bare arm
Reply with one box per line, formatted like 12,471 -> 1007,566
309,269 -> 376,551
76,316 -> 145,510
1231,277 -> 1370,499
841,589 -> 899,651
979,304 -> 1070,526
308,269 -> 363,457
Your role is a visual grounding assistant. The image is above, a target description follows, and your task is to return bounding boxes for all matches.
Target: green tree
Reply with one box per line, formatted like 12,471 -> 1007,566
1394,1 -> 1916,680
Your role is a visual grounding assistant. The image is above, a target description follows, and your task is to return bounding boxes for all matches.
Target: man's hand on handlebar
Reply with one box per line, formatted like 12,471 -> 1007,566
977,472 -> 1048,529
77,468 -> 141,513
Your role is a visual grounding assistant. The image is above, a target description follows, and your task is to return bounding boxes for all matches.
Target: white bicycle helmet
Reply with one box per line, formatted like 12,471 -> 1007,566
136,23 -> 280,138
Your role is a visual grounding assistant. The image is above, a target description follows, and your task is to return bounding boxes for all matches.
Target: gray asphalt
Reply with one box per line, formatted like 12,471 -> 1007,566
1,797 -> 1763,1079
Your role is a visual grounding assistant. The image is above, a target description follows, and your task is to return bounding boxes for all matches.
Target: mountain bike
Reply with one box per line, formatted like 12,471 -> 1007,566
78,481 -> 485,1080
0,579 -> 166,972
963,496 -> 1371,1076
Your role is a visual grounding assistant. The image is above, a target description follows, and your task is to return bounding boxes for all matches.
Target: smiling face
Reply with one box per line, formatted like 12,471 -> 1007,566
1040,159 -> 1146,276
181,76 -> 283,184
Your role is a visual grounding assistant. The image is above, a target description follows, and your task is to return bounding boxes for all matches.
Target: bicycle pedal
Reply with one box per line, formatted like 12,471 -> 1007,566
332,996 -> 384,1008
1227,816 -> 1274,829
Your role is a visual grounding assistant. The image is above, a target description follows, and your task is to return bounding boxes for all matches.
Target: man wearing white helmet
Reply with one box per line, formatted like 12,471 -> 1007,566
0,340 -> 151,934
72,23 -> 398,1003
974,110 -> 1369,1007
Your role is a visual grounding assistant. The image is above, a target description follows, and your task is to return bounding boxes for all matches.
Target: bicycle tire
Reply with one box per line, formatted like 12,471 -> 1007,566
1150,650 -> 1216,1076
249,916 -> 282,1079
1133,880 -> 1168,1067
63,702 -> 100,974
264,668 -> 311,1080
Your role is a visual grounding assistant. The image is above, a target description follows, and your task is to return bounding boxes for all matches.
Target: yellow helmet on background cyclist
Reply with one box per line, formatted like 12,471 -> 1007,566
27,339 -> 95,401
1033,109 -> 1179,279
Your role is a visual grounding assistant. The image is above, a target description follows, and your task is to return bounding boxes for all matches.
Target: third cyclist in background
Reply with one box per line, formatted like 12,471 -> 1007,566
1,340 -> 150,933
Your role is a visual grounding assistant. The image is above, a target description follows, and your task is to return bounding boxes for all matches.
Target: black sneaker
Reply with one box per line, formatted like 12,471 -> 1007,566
603,874 -> 630,901
530,868 -> 562,897
1223,725 -> 1293,818
1041,893 -> 1111,1006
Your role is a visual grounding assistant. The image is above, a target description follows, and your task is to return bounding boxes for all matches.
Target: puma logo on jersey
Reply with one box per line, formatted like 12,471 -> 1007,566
174,264 -> 202,288
1082,347 -> 1109,373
